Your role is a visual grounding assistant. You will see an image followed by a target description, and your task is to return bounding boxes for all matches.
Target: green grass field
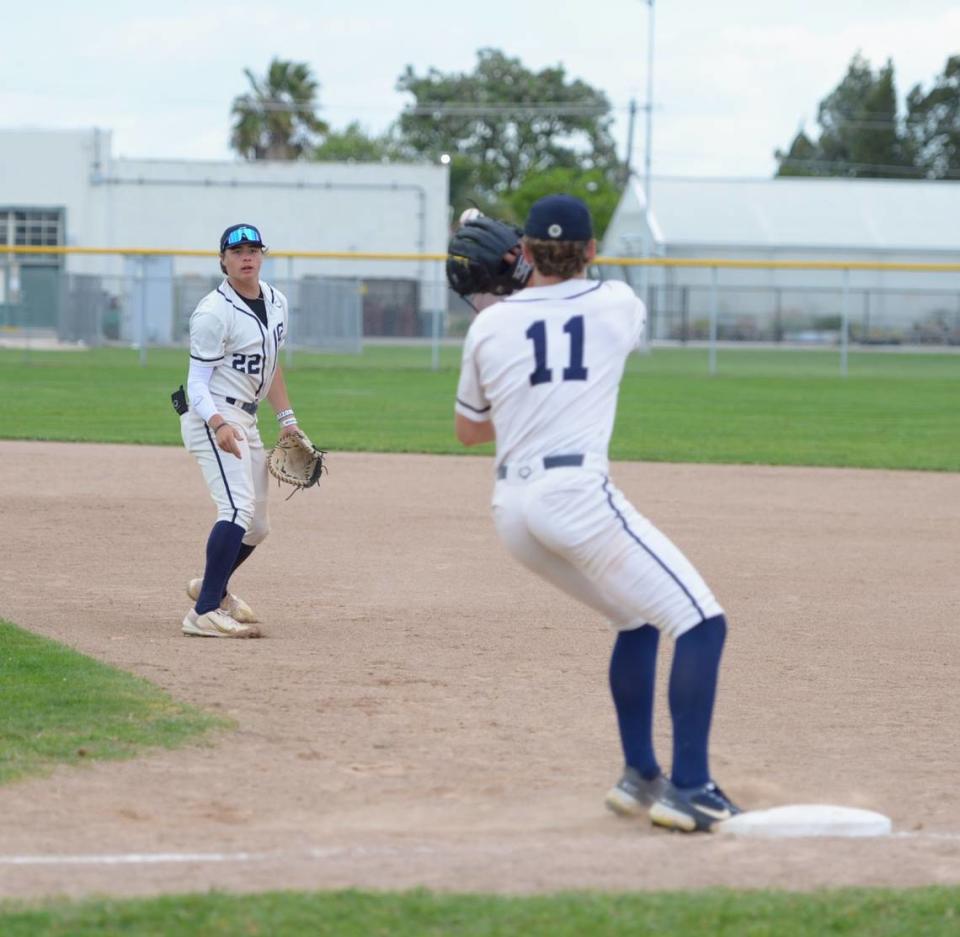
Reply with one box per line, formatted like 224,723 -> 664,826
1,884 -> 958,936
1,344 -> 957,470
0,619 -> 227,785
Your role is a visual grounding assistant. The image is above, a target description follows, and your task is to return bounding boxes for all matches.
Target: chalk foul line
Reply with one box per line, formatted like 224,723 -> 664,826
0,834 -> 958,867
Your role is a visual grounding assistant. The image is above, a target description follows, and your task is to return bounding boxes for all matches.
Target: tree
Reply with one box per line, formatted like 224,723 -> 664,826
774,129 -> 818,177
775,53 -> 916,178
312,121 -> 400,163
231,59 -> 329,160
905,55 -> 960,179
508,167 -> 621,238
395,48 -> 621,209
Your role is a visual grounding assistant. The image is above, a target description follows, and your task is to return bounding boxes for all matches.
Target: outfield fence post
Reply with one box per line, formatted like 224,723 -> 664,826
13,253 -> 32,366
3,251 -> 19,361
709,266 -> 718,375
138,255 -> 148,367
840,267 -> 850,377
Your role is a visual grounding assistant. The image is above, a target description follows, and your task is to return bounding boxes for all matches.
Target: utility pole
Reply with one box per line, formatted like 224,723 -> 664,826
624,98 -> 638,186
638,0 -> 656,352
644,0 -> 655,234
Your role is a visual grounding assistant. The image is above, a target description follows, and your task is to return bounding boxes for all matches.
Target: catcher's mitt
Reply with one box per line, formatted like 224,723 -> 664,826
446,216 -> 532,298
268,432 -> 327,496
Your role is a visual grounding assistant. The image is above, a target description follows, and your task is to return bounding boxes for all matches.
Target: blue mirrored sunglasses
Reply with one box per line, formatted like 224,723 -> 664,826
225,226 -> 261,246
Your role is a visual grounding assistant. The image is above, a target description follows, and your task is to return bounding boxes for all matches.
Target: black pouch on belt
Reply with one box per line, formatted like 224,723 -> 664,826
171,385 -> 188,416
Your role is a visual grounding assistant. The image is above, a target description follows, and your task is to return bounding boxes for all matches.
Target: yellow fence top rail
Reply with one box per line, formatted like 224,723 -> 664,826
2,244 -> 960,273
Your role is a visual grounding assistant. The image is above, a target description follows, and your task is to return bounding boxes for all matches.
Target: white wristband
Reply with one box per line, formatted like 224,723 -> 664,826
281,416 -> 299,427
276,408 -> 295,422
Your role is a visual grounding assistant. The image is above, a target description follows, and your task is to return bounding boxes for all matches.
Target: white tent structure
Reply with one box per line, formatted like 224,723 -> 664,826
601,177 -> 960,345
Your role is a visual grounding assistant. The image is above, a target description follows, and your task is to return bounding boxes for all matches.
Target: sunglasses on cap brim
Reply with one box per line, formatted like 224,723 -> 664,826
224,227 -> 262,247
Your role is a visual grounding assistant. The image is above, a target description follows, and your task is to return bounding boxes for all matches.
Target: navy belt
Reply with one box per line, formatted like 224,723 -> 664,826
225,397 -> 258,415
497,454 -> 584,480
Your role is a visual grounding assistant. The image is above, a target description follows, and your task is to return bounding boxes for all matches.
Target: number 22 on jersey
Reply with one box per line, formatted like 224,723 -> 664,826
525,315 -> 588,386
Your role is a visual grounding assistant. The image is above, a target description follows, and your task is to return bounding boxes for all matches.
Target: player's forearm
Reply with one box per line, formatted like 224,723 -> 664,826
267,366 -> 301,432
455,413 -> 495,446
267,366 -> 293,414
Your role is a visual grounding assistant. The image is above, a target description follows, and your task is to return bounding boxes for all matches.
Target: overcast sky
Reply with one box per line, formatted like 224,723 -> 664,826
4,1 -> 958,178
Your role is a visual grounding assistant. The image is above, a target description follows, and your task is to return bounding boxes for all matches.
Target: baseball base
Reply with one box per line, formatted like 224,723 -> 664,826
717,804 -> 892,838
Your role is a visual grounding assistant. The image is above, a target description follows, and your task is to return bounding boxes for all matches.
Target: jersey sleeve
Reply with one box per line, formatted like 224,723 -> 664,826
629,294 -> 648,349
189,299 -> 227,365
273,285 -> 289,346
454,328 -> 492,423
610,282 -> 647,349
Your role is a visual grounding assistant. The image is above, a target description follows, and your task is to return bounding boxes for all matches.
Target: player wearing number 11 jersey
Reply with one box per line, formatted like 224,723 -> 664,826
454,194 -> 741,832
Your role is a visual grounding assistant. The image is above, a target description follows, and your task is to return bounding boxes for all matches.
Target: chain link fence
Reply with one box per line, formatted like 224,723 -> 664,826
3,250 -> 960,369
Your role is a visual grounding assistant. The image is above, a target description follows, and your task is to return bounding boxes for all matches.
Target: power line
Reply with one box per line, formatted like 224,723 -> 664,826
400,103 -> 609,117
813,119 -> 916,131
230,97 -> 635,116
237,98 -> 932,129
776,157 -> 958,179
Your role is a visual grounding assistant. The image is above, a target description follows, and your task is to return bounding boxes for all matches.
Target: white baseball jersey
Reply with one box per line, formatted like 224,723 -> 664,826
455,279 -> 644,468
181,278 -> 287,540
456,277 -> 722,638
189,279 -> 288,406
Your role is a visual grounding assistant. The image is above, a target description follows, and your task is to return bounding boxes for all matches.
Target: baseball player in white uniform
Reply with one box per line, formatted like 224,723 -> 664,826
454,195 -> 741,832
174,223 -> 305,639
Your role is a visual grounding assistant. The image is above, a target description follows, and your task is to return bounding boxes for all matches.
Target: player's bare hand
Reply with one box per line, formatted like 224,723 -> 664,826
214,422 -> 243,458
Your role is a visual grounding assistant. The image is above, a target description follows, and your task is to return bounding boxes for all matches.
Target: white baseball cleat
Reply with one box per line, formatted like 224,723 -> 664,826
182,607 -> 261,639
187,578 -> 257,623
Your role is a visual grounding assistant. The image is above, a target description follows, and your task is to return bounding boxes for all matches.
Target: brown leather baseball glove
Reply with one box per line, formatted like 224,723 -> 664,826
268,432 -> 327,496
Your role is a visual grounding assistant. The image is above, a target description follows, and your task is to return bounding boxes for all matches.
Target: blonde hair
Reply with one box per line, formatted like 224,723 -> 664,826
524,237 -> 590,278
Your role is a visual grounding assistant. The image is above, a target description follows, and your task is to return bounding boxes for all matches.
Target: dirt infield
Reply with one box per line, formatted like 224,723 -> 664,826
1,440 -> 958,899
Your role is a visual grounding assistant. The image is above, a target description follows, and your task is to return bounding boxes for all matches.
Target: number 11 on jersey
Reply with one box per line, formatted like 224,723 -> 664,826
525,315 -> 588,386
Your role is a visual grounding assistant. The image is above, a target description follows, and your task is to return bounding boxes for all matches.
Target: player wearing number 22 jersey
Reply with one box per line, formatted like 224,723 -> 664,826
175,223 -> 306,639
454,194 -> 742,832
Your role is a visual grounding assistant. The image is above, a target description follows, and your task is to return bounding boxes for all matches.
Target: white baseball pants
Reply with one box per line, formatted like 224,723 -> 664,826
180,407 -> 271,545
491,459 -> 722,638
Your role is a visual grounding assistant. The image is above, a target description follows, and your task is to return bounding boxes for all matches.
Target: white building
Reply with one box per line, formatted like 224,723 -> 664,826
0,128 -> 450,345
602,177 -> 960,344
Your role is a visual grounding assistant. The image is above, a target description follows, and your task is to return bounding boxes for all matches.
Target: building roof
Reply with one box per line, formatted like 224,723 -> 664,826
604,176 -> 960,254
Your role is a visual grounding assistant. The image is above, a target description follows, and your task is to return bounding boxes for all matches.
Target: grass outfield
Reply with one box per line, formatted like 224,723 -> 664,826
1,345 -> 957,470
1,885 -> 959,935
0,619 -> 227,784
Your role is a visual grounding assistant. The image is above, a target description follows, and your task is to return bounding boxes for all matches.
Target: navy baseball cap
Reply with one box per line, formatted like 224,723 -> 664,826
524,194 -> 593,241
219,224 -> 265,252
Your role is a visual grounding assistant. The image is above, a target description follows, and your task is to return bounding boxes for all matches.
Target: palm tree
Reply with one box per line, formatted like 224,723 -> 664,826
230,59 -> 329,160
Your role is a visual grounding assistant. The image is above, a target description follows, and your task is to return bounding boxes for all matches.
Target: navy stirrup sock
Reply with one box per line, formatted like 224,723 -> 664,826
609,624 -> 661,780
195,521 -> 246,614
224,543 -> 256,597
668,613 -> 727,789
